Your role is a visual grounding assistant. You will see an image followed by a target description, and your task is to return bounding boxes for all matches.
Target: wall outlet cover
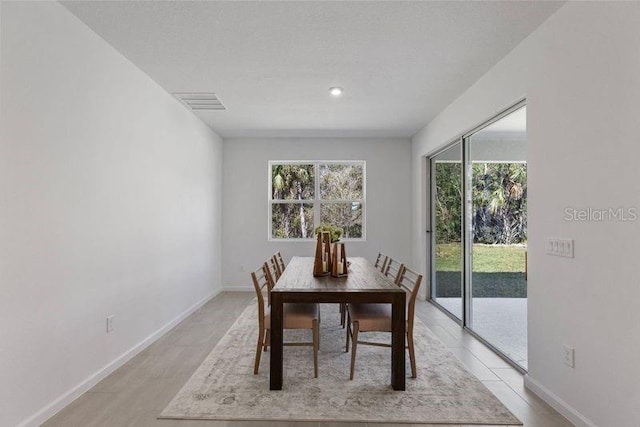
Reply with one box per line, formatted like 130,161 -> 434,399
563,344 -> 575,368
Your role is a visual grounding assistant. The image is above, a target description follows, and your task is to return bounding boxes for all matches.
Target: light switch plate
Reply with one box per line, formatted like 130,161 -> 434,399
547,238 -> 574,258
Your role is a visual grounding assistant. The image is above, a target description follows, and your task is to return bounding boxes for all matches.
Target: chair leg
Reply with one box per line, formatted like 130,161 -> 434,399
312,319 -> 319,378
263,329 -> 270,351
349,322 -> 359,380
254,327 -> 265,375
407,331 -> 417,378
345,313 -> 351,352
340,303 -> 347,328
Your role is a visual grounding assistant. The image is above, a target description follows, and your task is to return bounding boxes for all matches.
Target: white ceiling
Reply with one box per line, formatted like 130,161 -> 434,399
61,1 -> 563,139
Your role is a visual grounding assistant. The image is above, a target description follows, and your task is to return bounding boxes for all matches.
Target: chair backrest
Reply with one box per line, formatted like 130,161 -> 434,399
263,261 -> 276,290
251,263 -> 273,321
275,251 -> 286,276
397,266 -> 423,334
374,252 -> 388,273
384,257 -> 404,284
268,255 -> 281,281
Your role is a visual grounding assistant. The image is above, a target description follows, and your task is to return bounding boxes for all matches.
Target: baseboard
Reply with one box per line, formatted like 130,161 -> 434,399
18,287 -> 224,427
223,285 -> 254,292
524,374 -> 596,427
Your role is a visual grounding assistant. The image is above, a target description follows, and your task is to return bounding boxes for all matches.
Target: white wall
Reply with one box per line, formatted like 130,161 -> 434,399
0,2 -> 224,426
411,3 -> 640,427
223,138 -> 411,287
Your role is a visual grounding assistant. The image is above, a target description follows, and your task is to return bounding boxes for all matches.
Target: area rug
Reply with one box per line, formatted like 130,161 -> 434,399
160,302 -> 521,425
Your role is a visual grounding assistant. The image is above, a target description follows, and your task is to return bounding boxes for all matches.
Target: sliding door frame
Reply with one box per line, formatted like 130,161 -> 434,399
428,140 -> 464,325
427,98 -> 528,373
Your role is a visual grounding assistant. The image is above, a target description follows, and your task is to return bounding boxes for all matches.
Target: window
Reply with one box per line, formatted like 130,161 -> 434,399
269,161 -> 365,240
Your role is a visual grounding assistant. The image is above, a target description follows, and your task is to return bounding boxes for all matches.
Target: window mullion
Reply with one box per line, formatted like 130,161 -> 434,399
314,163 -> 321,229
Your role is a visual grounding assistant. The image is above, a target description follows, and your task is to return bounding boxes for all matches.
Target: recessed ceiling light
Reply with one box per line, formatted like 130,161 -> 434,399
329,87 -> 343,97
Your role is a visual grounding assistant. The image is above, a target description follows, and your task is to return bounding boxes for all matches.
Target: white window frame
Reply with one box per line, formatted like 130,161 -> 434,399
268,160 -> 366,241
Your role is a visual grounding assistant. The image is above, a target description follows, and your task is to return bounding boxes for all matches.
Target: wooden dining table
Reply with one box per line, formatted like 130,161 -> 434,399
270,256 -> 406,390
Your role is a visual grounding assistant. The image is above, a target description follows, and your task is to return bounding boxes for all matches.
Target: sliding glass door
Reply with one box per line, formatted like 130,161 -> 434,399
430,143 -> 463,320
467,106 -> 527,369
429,103 -> 528,370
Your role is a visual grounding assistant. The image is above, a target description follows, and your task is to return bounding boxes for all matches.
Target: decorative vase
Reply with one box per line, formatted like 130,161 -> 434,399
313,231 -> 332,277
331,242 -> 348,277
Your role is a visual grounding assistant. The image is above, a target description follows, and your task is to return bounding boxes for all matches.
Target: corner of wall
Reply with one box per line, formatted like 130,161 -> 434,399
524,375 -> 596,427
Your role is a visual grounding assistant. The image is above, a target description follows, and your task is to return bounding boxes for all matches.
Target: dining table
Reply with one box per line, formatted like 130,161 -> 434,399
270,256 -> 406,390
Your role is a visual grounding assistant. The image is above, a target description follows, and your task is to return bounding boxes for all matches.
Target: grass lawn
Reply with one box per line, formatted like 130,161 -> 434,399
435,242 -> 526,272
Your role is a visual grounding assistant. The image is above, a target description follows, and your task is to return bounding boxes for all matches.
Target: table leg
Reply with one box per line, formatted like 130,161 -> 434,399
270,292 -> 283,390
391,292 -> 406,390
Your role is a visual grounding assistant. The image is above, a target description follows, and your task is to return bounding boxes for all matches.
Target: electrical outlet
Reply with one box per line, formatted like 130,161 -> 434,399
106,315 -> 114,333
563,345 -> 575,368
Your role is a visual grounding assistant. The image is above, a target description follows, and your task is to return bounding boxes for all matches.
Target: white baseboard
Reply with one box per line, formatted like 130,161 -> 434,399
223,285 -> 254,292
524,374 -> 596,427
18,287 -> 224,427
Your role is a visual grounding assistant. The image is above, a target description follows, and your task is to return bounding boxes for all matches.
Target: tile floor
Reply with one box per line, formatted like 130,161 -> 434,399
42,292 -> 573,427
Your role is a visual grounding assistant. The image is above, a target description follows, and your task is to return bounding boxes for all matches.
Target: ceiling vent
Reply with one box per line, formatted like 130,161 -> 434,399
174,92 -> 226,111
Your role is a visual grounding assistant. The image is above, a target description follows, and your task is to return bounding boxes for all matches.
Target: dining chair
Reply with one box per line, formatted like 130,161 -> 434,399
383,257 -> 404,284
269,254 -> 282,281
251,262 -> 320,377
341,252 -> 389,328
345,265 -> 423,380
275,251 -> 286,276
264,259 -> 278,306
374,252 -> 388,273
266,257 -> 322,326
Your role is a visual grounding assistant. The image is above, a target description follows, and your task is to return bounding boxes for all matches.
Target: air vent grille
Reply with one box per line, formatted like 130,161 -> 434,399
174,93 -> 226,110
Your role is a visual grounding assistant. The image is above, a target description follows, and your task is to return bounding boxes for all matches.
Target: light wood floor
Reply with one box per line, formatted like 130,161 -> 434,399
43,292 -> 573,427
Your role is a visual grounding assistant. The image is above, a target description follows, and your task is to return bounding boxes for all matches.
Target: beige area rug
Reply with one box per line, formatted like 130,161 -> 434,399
160,302 -> 521,425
